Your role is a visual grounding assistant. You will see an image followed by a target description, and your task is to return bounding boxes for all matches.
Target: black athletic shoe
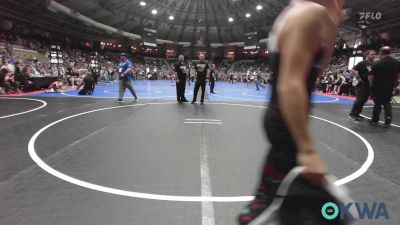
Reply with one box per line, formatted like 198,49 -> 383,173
369,120 -> 378,126
384,120 -> 391,128
182,99 -> 189,103
200,101 -> 204,105
191,101 -> 195,104
238,177 -> 281,225
355,115 -> 364,120
178,100 -> 183,104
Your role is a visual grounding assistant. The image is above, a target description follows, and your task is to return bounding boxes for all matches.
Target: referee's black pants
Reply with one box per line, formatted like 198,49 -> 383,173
176,78 -> 187,101
350,84 -> 370,116
193,80 -> 206,102
210,79 -> 215,93
371,94 -> 392,124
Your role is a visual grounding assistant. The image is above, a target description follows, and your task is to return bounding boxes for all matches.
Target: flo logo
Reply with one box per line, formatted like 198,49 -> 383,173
359,12 -> 382,20
321,202 -> 390,220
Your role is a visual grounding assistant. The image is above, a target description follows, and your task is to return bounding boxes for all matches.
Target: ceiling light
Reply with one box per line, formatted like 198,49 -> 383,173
152,9 -> 157,15
245,13 -> 251,18
256,5 -> 263,10
140,1 -> 146,6
228,17 -> 234,22
169,16 -> 174,20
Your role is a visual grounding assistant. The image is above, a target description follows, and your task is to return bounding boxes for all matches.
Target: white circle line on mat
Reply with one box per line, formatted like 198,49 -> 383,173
61,91 -> 193,99
0,97 -> 47,119
28,102 -> 373,202
103,89 -> 163,94
212,93 -> 339,103
361,106 -> 400,128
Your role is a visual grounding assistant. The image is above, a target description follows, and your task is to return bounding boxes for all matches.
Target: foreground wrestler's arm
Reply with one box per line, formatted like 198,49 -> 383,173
277,6 -> 337,185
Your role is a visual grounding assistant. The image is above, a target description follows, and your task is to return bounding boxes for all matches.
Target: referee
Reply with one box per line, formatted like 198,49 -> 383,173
369,46 -> 400,127
191,53 -> 209,104
175,55 -> 189,103
116,53 -> 138,103
209,64 -> 216,94
348,50 -> 376,120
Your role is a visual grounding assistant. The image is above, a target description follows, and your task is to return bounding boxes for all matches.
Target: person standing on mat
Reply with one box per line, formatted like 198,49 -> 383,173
237,0 -> 344,224
191,53 -> 209,104
209,64 -> 216,94
229,73 -> 234,84
116,53 -> 138,103
369,46 -> 400,127
255,69 -> 265,91
175,55 -> 189,103
348,50 -> 376,121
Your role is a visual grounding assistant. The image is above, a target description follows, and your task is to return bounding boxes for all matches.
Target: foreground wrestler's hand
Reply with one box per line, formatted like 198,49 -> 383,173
297,151 -> 327,186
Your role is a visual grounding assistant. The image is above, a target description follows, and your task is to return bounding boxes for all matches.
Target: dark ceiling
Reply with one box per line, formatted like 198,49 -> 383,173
57,0 -> 289,44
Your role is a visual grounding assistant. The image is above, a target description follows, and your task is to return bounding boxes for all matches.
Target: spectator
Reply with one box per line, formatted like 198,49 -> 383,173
332,72 -> 346,95
0,68 -> 12,94
0,68 -> 20,93
326,74 -> 334,93
15,66 -> 34,92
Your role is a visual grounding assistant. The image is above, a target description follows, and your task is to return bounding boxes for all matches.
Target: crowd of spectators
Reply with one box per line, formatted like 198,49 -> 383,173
316,51 -> 400,97
0,45 -> 178,94
315,70 -> 355,96
314,55 -> 354,96
0,47 -> 104,94
1,56 -> 33,93
132,58 -> 173,80
1,19 -> 400,97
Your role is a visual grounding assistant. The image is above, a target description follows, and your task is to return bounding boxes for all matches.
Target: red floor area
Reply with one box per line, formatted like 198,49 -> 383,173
0,87 -> 76,97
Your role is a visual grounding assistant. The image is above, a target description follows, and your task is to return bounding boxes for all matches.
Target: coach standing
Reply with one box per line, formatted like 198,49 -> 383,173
349,50 -> 376,120
369,46 -> 400,127
175,55 -> 189,103
116,53 -> 138,103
